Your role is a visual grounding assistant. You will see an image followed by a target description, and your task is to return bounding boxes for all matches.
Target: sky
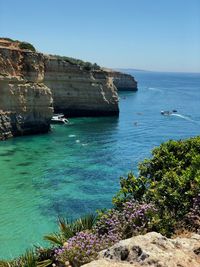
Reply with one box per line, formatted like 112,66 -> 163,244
0,0 -> 200,72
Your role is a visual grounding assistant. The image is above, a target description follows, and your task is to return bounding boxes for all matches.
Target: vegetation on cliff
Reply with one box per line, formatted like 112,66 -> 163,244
0,38 -> 36,52
18,42 -> 36,52
113,136 -> 200,235
50,54 -> 101,71
0,136 -> 200,266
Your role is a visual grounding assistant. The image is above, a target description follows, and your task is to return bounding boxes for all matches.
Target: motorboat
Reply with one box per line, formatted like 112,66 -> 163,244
161,110 -> 178,116
161,111 -> 171,115
51,114 -> 69,124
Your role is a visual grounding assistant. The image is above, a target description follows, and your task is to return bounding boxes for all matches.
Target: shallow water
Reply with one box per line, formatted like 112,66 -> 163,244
0,71 -> 200,259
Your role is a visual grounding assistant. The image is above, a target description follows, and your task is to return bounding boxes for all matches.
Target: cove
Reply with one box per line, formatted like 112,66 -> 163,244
0,71 -> 200,259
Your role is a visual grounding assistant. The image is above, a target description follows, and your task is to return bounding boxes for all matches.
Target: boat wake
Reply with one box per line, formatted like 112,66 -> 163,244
171,113 -> 200,125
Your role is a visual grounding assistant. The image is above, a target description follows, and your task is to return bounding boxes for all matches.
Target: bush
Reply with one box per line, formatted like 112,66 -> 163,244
19,42 -> 36,52
50,54 -> 101,71
55,231 -> 116,267
113,136 -> 200,235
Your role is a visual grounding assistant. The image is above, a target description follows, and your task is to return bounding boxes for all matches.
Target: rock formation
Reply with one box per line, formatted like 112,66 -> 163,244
104,68 -> 138,91
0,38 -> 120,139
0,43 -> 53,140
83,232 -> 200,267
44,56 -> 119,117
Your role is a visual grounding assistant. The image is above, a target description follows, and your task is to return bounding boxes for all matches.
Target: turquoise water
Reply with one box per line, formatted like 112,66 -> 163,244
0,71 -> 200,259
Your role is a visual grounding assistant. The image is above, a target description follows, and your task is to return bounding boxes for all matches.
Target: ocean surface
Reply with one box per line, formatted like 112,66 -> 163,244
0,71 -> 200,259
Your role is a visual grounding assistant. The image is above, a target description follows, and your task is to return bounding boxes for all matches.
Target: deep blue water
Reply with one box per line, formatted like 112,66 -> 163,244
0,71 -> 200,258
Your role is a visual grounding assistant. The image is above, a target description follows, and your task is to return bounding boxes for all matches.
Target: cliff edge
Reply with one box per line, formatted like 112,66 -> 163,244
104,68 -> 138,91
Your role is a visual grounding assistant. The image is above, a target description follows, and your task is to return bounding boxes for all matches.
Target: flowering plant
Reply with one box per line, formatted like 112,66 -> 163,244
95,200 -> 155,239
55,231 -> 118,266
56,200 -> 156,266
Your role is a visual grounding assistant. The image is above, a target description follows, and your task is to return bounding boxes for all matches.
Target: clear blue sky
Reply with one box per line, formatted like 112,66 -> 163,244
0,0 -> 200,72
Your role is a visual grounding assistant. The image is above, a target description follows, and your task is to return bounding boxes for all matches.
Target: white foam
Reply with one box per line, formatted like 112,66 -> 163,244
82,143 -> 88,146
148,87 -> 163,92
76,140 -> 80,143
68,134 -> 76,138
171,113 -> 200,125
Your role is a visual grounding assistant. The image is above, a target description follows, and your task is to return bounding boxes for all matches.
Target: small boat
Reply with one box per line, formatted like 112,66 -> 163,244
51,114 -> 69,124
161,110 -> 178,116
161,111 -> 171,115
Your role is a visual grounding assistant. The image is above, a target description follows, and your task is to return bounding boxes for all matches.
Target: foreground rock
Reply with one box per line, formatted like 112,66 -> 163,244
83,232 -> 200,267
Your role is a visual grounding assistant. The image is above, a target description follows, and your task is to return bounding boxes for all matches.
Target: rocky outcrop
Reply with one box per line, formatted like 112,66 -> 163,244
83,232 -> 200,267
104,69 -> 137,91
0,45 -> 53,139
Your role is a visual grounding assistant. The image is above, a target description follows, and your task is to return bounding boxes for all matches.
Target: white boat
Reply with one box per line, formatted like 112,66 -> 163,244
51,114 -> 69,124
161,110 -> 171,116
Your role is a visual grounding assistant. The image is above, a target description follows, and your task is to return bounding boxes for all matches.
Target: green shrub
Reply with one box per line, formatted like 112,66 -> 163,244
19,42 -> 36,52
51,54 -> 101,71
113,136 -> 200,236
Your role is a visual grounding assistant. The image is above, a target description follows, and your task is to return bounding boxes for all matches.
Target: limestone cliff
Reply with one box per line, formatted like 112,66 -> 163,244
44,56 -> 119,116
0,44 -> 53,139
104,69 -> 138,91
83,232 -> 200,267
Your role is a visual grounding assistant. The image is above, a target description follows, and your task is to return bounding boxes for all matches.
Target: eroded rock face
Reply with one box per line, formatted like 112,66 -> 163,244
44,56 -> 119,116
83,232 -> 200,267
104,69 -> 138,91
0,46 -> 53,139
0,111 -> 12,140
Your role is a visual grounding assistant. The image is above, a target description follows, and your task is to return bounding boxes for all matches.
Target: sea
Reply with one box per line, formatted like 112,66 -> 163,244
0,71 -> 200,259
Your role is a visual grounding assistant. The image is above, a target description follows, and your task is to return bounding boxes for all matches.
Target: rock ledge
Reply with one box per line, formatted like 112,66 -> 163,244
83,232 -> 200,267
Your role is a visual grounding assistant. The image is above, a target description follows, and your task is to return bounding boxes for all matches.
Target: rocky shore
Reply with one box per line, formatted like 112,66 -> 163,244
0,38 -> 137,139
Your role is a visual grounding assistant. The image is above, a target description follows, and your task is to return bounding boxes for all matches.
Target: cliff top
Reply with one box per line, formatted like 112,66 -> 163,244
0,38 -> 101,71
0,38 -> 36,52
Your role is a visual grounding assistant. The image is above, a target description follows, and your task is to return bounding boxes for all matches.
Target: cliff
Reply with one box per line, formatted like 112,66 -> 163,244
104,68 -> 138,91
44,56 -> 119,116
83,232 -> 200,267
0,45 -> 53,140
0,38 -> 119,139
